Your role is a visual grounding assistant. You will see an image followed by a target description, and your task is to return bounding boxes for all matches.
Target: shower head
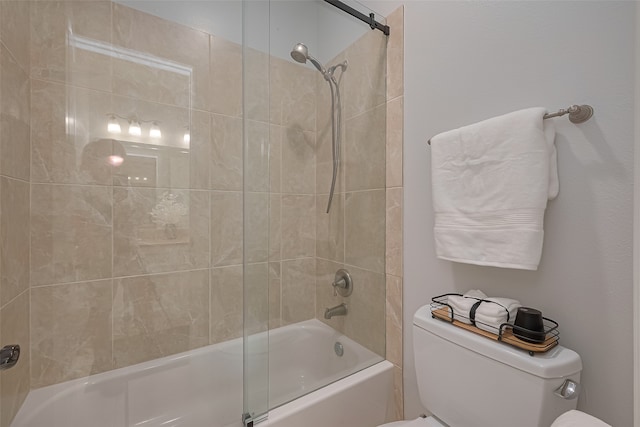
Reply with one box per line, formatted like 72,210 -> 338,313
290,42 -> 327,76
291,43 -> 308,64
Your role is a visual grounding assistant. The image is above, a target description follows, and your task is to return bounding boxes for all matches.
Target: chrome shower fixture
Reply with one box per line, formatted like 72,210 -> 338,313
290,43 -> 328,79
290,42 -> 347,213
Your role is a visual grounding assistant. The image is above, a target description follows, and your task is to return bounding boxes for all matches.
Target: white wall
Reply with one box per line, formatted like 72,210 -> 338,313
399,1 -> 635,426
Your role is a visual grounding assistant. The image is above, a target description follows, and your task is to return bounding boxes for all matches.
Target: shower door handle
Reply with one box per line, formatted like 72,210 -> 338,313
0,345 -> 20,371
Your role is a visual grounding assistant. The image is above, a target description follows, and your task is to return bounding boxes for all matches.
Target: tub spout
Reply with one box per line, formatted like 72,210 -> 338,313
324,303 -> 347,319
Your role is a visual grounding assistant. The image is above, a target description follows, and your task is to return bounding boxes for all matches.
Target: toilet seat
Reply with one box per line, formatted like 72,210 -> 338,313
377,416 -> 446,427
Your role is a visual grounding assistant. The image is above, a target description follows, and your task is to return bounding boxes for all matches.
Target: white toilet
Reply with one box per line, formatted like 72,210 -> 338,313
380,305 -> 584,427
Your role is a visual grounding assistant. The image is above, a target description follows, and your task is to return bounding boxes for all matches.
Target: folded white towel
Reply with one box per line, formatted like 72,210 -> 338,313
430,108 -> 558,270
551,410 -> 611,427
474,297 -> 521,334
446,290 -> 487,324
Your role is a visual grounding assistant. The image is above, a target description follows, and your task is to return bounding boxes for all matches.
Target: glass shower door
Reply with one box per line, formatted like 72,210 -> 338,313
242,0 -> 388,421
242,0 -> 271,424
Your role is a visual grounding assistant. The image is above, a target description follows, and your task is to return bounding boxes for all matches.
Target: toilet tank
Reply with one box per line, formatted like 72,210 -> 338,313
413,305 -> 582,427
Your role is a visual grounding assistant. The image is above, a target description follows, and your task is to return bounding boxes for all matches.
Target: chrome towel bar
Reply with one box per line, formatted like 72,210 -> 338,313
427,104 -> 594,145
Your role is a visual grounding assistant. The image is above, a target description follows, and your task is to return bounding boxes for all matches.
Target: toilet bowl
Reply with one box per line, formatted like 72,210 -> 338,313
381,305 -> 583,427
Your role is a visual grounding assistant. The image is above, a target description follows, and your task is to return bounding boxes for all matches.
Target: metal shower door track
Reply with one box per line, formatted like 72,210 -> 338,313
324,0 -> 390,35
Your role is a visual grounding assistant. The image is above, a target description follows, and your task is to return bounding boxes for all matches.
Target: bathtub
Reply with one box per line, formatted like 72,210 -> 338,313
12,319 -> 393,427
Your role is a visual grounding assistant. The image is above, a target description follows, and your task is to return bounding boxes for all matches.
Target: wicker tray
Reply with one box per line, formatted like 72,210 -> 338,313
431,294 -> 559,355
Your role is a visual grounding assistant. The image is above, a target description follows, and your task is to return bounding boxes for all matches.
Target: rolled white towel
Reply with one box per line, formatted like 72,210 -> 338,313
446,290 -> 487,324
474,297 -> 521,334
551,410 -> 611,427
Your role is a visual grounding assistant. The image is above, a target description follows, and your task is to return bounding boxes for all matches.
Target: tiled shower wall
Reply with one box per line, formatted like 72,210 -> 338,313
0,1 -> 32,425
0,1 -> 402,425
315,6 -> 404,420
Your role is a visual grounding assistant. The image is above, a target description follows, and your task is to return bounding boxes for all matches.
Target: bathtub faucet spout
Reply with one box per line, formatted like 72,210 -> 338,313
324,303 -> 347,319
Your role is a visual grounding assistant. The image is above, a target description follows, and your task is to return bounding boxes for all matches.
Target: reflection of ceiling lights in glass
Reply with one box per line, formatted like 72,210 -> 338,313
150,122 -> 162,139
107,114 -> 176,140
107,115 -> 121,134
183,130 -> 191,145
128,120 -> 142,136
108,155 -> 124,167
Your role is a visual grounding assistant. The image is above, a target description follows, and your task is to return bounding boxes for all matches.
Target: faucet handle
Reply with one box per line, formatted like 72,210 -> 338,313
331,269 -> 353,297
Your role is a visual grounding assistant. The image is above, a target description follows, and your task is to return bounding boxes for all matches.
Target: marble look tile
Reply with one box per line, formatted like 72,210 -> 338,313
245,192 -> 269,264
386,188 -> 403,277
386,97 -> 403,188
210,114 -> 242,191
385,275 -> 402,367
270,58 -> 316,130
30,1 -> 112,91
1,44 -> 30,181
112,56 -> 190,109
281,258 -> 316,325
210,265 -> 243,344
113,270 -> 209,368
0,291 -> 29,427
113,188 -> 210,277
31,80 -> 113,185
210,36 -> 242,117
281,195 -> 315,260
189,110 -> 211,190
345,104 -> 386,191
211,191 -> 242,267
31,280 -> 113,388
269,262 -> 282,330
281,127 -> 315,194
0,177 -> 29,306
110,94 -> 191,189
269,195 -> 281,261
245,263 -> 269,335
345,190 -> 385,274
0,1 -> 29,74
316,193 -> 344,263
113,3 -> 210,111
344,30 -> 387,120
31,184 -> 112,286
246,120 -> 270,193
244,47 -> 269,123
269,125 -> 282,193
386,7 -> 404,101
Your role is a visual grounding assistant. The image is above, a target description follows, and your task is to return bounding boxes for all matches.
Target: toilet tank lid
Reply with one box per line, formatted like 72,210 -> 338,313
413,305 -> 582,379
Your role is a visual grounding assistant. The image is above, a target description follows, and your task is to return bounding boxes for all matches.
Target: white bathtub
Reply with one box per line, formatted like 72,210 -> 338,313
12,319 -> 393,427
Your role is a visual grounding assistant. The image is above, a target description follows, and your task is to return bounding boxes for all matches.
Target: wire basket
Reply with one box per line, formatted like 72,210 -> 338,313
430,293 -> 559,356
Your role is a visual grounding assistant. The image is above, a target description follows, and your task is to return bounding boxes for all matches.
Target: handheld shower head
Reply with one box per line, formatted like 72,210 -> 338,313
290,43 -> 308,64
290,42 -> 326,76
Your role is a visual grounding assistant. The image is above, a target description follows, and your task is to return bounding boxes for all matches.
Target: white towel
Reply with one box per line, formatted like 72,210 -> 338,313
446,290 -> 487,324
551,410 -> 611,427
429,107 -> 558,270
474,297 -> 521,334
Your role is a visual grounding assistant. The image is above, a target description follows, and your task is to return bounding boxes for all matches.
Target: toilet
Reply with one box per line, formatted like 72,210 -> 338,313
380,305 -> 584,427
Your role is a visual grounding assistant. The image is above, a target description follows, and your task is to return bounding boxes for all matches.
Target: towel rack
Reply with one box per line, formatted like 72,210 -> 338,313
427,104 -> 594,145
542,104 -> 593,123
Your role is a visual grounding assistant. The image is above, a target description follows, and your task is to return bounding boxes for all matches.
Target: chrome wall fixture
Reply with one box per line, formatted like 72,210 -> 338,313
542,104 -> 594,123
427,104 -> 595,145
290,43 -> 347,213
